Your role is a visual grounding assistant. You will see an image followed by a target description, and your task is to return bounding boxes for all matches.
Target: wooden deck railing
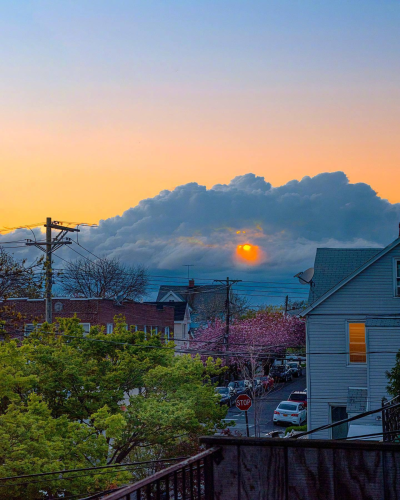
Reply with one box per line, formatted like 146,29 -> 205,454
101,447 -> 219,500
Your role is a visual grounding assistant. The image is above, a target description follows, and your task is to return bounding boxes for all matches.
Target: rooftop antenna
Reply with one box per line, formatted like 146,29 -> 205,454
182,264 -> 194,280
294,267 -> 315,285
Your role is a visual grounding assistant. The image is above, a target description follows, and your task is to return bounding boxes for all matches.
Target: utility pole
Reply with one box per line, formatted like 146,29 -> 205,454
214,277 -> 242,351
26,218 -> 80,323
45,217 -> 52,323
285,295 -> 289,315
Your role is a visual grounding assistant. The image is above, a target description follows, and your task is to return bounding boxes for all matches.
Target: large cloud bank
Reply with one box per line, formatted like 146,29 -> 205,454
3,172 -> 400,276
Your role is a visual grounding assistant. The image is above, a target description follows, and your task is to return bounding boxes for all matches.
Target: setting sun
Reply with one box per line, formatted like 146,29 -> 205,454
236,243 -> 260,263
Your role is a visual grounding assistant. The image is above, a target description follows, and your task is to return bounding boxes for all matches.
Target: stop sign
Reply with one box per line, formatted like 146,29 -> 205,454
235,394 -> 252,411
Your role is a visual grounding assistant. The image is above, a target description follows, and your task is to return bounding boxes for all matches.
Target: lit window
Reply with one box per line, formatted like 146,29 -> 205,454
349,323 -> 366,363
106,323 -> 113,334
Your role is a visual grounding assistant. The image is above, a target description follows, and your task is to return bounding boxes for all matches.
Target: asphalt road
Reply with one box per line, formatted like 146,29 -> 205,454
221,371 -> 307,437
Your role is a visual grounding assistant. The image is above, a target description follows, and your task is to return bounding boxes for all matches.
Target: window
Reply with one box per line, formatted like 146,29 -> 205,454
331,406 -> 348,439
80,323 -> 91,336
164,326 -> 170,340
106,323 -> 113,334
25,323 -> 42,335
349,323 -> 366,363
395,259 -> 400,296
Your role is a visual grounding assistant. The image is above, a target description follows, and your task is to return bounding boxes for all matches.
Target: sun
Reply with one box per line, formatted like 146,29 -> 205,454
236,243 -> 260,263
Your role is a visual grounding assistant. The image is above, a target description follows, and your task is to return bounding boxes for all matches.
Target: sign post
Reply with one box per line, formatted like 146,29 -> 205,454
235,394 -> 252,437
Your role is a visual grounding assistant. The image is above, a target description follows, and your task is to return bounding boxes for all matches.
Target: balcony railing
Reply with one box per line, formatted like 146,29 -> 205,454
102,447 -> 219,500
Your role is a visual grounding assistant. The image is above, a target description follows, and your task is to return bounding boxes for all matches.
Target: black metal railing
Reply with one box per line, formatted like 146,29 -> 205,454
382,395 -> 400,442
102,447 -> 219,500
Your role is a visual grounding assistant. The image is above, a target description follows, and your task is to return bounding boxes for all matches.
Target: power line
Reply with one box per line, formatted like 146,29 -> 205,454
0,457 -> 187,482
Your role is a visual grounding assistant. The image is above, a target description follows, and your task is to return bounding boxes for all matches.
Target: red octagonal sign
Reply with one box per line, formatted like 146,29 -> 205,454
235,394 -> 252,411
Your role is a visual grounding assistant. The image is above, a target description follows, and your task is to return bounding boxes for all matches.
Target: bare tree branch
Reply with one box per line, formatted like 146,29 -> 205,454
59,257 -> 149,300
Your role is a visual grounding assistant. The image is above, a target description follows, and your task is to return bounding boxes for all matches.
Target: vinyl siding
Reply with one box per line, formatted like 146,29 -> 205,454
368,327 -> 400,409
307,316 -> 367,439
314,246 -> 400,315
307,243 -> 400,438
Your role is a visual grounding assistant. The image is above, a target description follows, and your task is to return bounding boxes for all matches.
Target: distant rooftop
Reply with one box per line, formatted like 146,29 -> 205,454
145,301 -> 188,321
310,248 -> 382,303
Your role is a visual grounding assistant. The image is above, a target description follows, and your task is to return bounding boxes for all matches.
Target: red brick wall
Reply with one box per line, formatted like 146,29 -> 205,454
2,298 -> 174,339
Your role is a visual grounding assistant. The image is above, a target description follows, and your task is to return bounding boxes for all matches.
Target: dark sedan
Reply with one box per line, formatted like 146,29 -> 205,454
215,387 -> 235,407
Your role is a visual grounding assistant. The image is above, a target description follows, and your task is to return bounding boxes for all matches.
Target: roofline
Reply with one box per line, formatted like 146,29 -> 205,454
159,291 -> 183,302
301,238 -> 400,317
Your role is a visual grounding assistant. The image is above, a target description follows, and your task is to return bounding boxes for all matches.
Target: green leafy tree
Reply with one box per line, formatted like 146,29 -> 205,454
386,351 -> 400,398
0,315 -> 227,498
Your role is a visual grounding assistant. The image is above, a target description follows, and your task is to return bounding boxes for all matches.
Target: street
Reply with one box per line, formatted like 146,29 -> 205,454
221,371 -> 307,437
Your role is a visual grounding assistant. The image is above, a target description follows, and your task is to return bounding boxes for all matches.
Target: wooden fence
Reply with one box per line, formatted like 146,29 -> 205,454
200,436 -> 400,500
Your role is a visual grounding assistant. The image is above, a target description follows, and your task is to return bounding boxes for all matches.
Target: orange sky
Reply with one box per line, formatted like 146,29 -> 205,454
1,86 -> 399,229
1,1 -> 399,229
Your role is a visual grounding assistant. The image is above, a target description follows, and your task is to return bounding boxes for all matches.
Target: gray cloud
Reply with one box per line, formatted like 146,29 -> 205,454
2,172 -> 399,280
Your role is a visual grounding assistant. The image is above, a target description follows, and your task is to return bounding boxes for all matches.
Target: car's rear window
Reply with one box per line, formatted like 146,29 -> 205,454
289,393 -> 306,401
278,403 -> 297,411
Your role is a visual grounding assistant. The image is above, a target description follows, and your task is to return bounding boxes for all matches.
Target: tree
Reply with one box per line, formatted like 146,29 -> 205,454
0,316 -> 227,498
386,351 -> 400,398
190,310 -> 305,437
59,257 -> 149,300
191,309 -> 306,366
0,248 -> 43,299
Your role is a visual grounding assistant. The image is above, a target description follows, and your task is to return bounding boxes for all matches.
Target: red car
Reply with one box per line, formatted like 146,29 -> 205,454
288,391 -> 307,407
259,376 -> 274,391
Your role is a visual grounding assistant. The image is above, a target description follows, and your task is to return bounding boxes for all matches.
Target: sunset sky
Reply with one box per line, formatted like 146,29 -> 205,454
1,0 -> 399,229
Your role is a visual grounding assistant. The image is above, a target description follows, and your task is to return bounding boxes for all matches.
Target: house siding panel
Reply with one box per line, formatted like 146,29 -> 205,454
368,327 -> 400,409
307,316 -> 367,439
314,246 -> 400,315
307,243 -> 400,439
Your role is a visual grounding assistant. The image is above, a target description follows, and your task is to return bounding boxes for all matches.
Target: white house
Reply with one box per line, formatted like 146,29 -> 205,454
145,301 -> 191,346
302,236 -> 400,439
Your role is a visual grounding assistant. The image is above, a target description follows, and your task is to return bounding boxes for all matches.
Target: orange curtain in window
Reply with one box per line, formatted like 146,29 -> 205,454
349,323 -> 366,363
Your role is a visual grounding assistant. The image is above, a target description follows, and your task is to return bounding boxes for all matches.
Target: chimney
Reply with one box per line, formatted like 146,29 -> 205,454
189,279 -> 195,288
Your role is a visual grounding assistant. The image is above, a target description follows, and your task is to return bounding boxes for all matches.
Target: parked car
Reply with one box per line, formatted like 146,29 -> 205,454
228,380 -> 249,396
244,379 -> 253,392
260,375 -> 274,391
215,387 -> 235,407
270,364 -> 292,382
287,362 -> 302,378
288,391 -> 307,407
273,401 -> 307,426
252,379 -> 263,397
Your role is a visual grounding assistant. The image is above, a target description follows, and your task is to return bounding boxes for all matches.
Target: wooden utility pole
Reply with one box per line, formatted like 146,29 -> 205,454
45,217 -> 52,323
214,277 -> 242,351
26,218 -> 80,324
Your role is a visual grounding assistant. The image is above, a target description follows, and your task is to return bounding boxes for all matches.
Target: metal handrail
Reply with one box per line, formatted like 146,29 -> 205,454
101,447 -> 219,500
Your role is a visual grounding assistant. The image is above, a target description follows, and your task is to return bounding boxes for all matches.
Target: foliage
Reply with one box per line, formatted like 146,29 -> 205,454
0,315 -> 227,498
191,309 -> 306,366
0,249 -> 44,336
59,256 -> 149,300
0,248 -> 44,299
386,350 -> 400,398
284,424 -> 307,435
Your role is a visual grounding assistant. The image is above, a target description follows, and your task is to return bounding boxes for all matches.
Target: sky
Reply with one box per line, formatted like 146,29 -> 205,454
1,0 -> 400,230
2,171 -> 400,305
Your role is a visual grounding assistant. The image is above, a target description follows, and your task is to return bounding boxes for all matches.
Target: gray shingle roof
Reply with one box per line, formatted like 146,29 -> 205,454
156,284 -> 226,320
310,248 -> 382,303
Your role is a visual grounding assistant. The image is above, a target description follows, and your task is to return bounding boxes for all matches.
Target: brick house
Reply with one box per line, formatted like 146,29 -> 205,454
2,298 -> 175,340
